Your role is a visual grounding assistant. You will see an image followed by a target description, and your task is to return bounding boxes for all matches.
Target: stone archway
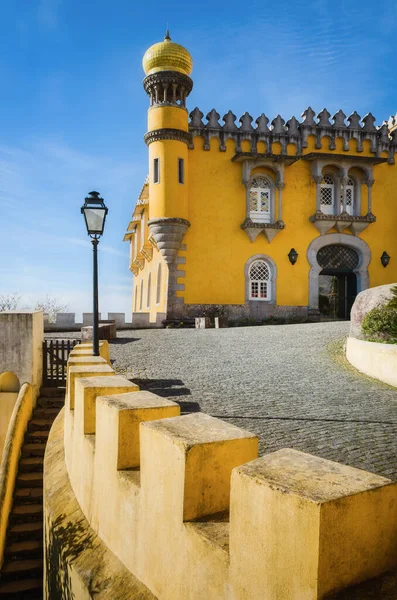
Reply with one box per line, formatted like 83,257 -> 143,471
307,234 -> 371,313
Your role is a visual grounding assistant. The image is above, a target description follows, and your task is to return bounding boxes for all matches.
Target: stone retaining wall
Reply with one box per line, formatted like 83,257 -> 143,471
43,346 -> 397,599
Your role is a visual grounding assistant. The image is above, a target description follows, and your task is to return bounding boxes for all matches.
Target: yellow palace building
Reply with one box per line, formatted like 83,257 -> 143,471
124,32 -> 397,327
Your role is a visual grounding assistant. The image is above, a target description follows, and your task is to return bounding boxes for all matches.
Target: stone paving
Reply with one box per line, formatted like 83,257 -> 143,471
104,321 -> 397,481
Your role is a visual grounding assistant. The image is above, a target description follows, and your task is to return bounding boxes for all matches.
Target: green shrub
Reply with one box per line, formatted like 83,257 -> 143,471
361,306 -> 397,341
387,284 -> 397,310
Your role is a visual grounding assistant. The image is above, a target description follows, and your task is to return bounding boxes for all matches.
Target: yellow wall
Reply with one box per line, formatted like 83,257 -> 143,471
182,136 -> 397,307
132,247 -> 168,323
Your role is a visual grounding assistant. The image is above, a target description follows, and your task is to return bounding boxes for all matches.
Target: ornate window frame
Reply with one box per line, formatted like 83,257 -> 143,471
249,176 -> 274,223
245,254 -> 277,304
307,233 -> 371,313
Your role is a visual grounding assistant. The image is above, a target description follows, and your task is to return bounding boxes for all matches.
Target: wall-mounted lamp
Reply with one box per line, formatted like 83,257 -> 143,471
288,248 -> 299,265
381,251 -> 390,268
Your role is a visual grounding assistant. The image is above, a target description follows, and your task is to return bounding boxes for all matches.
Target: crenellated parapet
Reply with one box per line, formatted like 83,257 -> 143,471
189,106 -> 397,163
43,346 -> 397,599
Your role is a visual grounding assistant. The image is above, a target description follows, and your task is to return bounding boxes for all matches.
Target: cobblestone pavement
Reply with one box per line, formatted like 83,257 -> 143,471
101,321 -> 397,480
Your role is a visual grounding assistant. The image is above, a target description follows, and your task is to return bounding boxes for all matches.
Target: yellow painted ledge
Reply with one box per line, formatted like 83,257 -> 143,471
0,383 -> 34,568
346,337 -> 397,388
43,409 -> 157,600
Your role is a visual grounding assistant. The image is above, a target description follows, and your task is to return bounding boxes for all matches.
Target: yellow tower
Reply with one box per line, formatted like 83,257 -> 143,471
142,31 -> 193,264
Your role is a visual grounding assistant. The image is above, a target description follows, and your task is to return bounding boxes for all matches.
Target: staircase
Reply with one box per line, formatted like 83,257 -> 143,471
0,388 -> 65,599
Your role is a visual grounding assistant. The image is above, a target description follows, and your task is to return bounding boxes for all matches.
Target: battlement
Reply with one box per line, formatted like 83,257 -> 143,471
189,106 -> 397,162
44,347 -> 397,599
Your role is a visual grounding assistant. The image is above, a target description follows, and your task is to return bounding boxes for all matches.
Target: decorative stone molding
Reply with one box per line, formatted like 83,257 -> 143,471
307,233 -> 371,314
143,71 -> 193,108
144,128 -> 192,146
140,243 -> 153,262
189,107 -> 397,164
133,257 -> 144,271
148,217 -> 190,265
241,218 -> 285,242
309,212 -> 376,236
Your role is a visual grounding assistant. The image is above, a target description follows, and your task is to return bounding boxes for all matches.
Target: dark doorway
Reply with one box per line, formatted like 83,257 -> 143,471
317,245 -> 359,320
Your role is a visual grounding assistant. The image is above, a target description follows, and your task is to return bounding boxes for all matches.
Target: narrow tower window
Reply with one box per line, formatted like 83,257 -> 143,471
140,281 -> 144,311
153,158 -> 160,184
156,263 -> 162,305
178,158 -> 184,184
147,274 -> 151,308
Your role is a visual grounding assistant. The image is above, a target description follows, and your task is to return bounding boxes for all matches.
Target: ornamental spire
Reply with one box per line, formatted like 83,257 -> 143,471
165,28 -> 171,41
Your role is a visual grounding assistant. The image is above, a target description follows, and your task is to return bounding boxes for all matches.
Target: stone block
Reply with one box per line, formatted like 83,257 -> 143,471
55,313 -> 76,328
81,322 -> 117,342
108,313 -> 126,327
67,364 -> 114,409
96,391 -> 180,470
195,317 -> 211,329
230,448 -> 397,600
74,376 -> 140,435
0,311 -> 43,401
214,316 -> 228,328
141,413 -> 258,521
70,341 -> 110,364
67,356 -> 107,368
82,313 -> 101,326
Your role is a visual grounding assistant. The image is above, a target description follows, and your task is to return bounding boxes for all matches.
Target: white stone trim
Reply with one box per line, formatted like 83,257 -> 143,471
307,234 -> 371,312
244,254 -> 277,304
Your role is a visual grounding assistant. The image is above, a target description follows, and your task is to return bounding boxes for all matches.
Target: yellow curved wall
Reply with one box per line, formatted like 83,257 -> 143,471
148,140 -> 189,220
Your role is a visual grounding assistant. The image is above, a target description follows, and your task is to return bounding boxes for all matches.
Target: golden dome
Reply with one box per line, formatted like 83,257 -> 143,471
142,32 -> 193,77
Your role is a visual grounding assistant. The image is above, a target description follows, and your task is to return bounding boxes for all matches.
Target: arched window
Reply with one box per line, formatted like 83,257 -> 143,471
147,274 -> 151,308
156,263 -> 162,305
320,175 -> 335,215
249,177 -> 271,223
140,281 -> 144,311
248,260 -> 271,301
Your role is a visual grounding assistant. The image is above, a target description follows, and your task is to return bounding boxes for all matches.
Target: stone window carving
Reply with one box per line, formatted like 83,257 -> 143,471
248,260 -> 271,301
147,274 -> 151,308
320,175 -> 335,215
249,177 -> 271,223
156,263 -> 162,305
340,178 -> 355,215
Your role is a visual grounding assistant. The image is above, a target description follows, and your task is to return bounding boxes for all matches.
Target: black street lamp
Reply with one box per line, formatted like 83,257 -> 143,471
81,191 -> 108,356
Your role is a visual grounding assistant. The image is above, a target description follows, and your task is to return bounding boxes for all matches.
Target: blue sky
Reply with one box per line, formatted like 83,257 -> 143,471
1,0 -> 396,318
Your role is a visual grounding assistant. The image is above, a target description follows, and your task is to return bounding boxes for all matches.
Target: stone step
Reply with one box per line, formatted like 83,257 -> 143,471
18,457 -> 43,473
40,386 -> 66,397
33,407 -> 60,419
36,397 -> 64,409
5,539 -> 43,560
14,487 -> 43,504
8,521 -> 43,542
28,419 -> 53,432
0,577 -> 42,599
16,472 -> 43,488
1,558 -> 43,582
25,431 -> 50,444
21,443 -> 46,458
11,504 -> 43,523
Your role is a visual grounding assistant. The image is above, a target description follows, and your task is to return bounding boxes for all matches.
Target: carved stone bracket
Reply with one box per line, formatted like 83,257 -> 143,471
309,212 -> 376,236
133,257 -> 144,271
241,219 -> 285,243
140,243 -> 153,262
148,217 -> 190,264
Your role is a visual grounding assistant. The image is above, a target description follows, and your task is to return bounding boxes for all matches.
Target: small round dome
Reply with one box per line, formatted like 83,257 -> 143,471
142,32 -> 193,77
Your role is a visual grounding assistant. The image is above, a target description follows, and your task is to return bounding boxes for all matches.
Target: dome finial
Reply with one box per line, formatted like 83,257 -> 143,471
165,28 -> 171,41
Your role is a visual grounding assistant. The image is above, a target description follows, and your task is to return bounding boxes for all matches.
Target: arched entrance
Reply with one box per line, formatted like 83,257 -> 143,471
307,233 -> 371,318
317,245 -> 358,319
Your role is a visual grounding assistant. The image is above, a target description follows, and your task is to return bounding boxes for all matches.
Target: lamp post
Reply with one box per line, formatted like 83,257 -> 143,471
81,191 -> 108,356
